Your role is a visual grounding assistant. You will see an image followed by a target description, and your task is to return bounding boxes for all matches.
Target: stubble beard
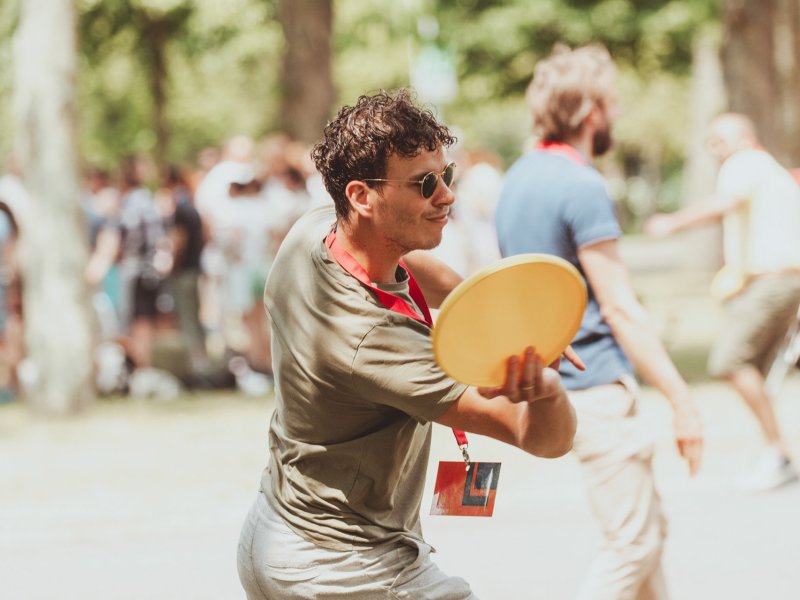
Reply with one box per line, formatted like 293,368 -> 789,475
386,230 -> 442,256
383,206 -> 444,254
592,125 -> 613,157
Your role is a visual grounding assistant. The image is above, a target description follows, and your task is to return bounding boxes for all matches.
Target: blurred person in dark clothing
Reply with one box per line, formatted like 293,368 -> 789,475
159,165 -> 209,381
117,157 -> 169,369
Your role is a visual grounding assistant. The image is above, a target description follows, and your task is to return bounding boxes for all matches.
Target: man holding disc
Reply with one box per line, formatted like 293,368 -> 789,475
495,45 -> 703,600
237,89 -> 579,599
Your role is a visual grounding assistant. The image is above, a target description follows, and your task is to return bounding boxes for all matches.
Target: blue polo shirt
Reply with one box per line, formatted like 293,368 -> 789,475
495,148 -> 632,391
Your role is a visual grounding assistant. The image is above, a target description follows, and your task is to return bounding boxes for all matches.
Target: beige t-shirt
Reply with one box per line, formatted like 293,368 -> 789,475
261,206 -> 467,550
717,149 -> 800,276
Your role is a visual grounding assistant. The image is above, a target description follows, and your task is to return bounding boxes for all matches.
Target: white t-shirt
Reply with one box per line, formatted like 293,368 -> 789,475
717,148 -> 800,275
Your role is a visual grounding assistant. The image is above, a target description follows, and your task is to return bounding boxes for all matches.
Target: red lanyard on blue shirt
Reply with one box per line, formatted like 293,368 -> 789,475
537,140 -> 589,166
324,226 -> 470,453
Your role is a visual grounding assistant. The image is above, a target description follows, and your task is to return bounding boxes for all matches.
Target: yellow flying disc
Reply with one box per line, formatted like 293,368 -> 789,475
432,254 -> 587,387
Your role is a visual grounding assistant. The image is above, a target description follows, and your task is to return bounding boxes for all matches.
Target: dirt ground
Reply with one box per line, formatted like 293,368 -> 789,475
2,234 -> 800,599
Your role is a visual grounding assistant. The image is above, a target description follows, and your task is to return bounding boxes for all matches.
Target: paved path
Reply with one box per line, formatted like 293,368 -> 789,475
3,240 -> 799,599
2,374 -> 800,599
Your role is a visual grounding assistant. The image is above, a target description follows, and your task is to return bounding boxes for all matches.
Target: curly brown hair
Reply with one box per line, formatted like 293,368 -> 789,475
311,89 -> 456,220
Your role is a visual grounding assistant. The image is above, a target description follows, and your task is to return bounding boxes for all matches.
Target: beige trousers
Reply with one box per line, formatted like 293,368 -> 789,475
570,380 -> 669,600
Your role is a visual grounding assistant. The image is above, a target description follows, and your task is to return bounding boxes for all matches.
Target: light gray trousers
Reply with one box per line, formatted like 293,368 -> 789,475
237,492 -> 477,599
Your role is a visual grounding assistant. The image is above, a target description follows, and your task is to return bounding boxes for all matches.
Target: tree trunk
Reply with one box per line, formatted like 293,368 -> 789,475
278,0 -> 335,143
141,11 -> 169,167
682,29 -> 726,270
722,0 -> 800,166
775,0 -> 800,165
13,0 -> 94,414
722,0 -> 779,151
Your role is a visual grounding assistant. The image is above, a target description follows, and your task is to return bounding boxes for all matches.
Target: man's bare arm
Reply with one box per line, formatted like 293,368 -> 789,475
578,239 -> 703,474
645,193 -> 747,237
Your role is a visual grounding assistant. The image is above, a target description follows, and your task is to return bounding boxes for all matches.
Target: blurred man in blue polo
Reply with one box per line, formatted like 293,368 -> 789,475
496,45 -> 704,600
646,113 -> 800,492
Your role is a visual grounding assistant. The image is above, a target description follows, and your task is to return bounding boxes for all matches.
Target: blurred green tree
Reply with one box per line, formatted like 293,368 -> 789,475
80,0 -> 194,166
75,0 -> 283,169
432,0 -> 719,163
11,0 -> 782,191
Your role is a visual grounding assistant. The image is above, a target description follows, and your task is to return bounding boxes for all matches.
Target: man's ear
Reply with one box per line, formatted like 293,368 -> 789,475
584,103 -> 602,129
345,180 -> 374,218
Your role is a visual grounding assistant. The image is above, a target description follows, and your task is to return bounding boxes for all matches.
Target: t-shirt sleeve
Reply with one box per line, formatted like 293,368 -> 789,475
716,152 -> 757,201
562,174 -> 621,249
350,320 -> 468,423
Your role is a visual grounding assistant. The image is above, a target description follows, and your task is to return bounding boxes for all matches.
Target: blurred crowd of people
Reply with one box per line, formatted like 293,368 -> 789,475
0,132 -> 506,401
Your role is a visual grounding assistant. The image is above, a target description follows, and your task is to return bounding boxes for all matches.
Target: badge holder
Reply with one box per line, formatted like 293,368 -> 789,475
430,431 -> 501,517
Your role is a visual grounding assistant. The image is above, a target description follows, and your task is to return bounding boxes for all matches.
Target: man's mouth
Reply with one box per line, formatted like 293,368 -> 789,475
427,208 -> 450,222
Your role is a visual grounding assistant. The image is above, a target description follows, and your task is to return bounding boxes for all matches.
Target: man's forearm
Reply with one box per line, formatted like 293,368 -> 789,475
518,385 -> 576,458
604,303 -> 691,405
668,193 -> 742,233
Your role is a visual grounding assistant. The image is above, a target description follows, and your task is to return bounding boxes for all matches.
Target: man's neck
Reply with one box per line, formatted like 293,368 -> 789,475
564,131 -> 594,161
335,220 -> 402,284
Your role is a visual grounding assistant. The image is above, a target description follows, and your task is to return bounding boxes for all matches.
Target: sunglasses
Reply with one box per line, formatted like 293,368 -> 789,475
364,162 -> 456,199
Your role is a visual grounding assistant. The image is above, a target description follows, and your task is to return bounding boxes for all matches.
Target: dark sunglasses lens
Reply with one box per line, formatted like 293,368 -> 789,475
421,172 -> 438,198
443,163 -> 455,187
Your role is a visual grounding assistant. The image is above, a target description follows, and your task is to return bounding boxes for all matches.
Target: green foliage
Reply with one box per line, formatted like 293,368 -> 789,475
75,0 -> 283,168
429,0 -> 718,158
0,0 -> 720,188
0,1 -> 18,162
333,2 -> 414,103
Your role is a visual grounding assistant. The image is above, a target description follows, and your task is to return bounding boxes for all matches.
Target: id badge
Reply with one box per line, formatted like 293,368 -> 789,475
430,461 -> 501,517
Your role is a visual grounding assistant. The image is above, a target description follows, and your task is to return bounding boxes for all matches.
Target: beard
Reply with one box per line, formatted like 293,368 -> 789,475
592,124 -> 613,156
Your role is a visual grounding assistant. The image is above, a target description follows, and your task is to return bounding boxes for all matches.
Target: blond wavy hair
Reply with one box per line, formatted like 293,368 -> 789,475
526,44 -> 616,142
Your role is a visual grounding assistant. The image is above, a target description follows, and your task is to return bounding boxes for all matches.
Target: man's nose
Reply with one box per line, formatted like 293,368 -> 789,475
433,179 -> 455,205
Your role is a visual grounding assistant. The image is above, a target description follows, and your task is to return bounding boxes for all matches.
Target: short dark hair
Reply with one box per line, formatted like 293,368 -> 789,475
311,89 -> 456,220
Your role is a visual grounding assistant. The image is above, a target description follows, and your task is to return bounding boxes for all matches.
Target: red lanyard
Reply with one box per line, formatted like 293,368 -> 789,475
536,140 -> 589,165
325,227 -> 470,460
325,229 -> 433,327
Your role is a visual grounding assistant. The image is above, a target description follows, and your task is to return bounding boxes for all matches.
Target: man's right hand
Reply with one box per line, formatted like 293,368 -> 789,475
672,394 -> 704,477
435,345 -> 575,459
643,213 -> 678,238
477,346 -> 564,404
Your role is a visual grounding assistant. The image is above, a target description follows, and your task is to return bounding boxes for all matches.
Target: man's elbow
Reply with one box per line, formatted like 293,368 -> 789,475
520,401 -> 577,459
528,428 -> 575,459
540,438 -> 574,459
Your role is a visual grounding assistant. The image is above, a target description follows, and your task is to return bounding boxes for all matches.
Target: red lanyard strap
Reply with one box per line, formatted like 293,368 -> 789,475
325,227 -> 469,460
452,429 -> 468,447
536,140 -> 588,165
452,429 -> 470,468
